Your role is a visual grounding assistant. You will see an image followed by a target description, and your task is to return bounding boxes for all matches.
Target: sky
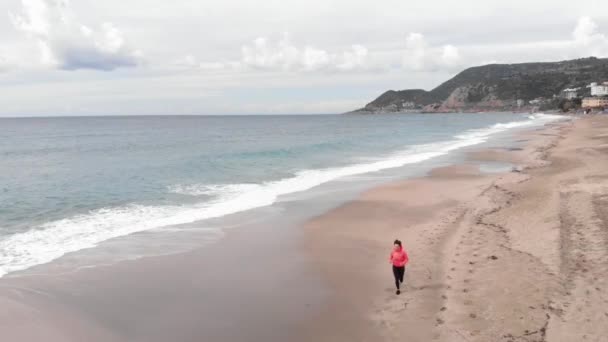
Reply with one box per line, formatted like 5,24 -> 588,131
1,0 -> 608,116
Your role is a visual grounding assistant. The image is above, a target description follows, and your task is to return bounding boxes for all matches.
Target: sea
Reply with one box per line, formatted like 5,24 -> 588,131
0,113 -> 567,277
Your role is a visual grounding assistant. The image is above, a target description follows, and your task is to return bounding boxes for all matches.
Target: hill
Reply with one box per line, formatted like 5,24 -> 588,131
352,57 -> 608,113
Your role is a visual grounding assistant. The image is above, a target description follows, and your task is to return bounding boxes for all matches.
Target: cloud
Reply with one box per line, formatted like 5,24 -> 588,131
172,55 -> 237,71
241,34 -> 299,70
240,32 -> 369,72
171,16 -> 605,77
172,54 -> 197,68
336,44 -> 368,71
172,33 -> 370,73
459,16 -> 608,67
10,0 -> 142,71
573,16 -> 600,45
441,45 -> 461,66
402,33 -> 462,71
398,17 -> 607,73
571,16 -> 608,56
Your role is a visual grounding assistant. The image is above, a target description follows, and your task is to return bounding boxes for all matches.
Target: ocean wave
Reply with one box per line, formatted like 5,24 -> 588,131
0,113 -> 567,278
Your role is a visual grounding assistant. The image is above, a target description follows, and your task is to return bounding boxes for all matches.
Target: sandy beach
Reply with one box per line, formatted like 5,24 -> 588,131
2,115 -> 608,341
304,115 -> 608,341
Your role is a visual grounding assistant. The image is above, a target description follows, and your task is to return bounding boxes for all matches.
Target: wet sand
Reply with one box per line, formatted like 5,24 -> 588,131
3,116 -> 608,341
0,219 -> 326,342
304,115 -> 608,341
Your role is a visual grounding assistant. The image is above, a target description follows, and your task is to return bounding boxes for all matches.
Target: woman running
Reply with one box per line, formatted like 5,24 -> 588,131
389,239 -> 409,295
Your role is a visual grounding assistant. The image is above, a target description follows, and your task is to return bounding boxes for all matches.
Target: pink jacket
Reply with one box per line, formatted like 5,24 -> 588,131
390,246 -> 409,267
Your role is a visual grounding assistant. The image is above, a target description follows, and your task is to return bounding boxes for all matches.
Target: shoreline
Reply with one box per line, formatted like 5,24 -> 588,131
345,109 -> 566,115
0,212 -> 327,342
0,113 -> 561,281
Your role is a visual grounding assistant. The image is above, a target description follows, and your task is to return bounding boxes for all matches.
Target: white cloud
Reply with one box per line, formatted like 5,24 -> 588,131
441,45 -> 461,66
172,55 -> 236,71
171,16 -> 604,77
240,32 -> 369,72
164,16 -> 607,78
242,34 -> 299,70
171,33 -> 370,73
573,16 -> 599,45
398,17 -> 607,73
461,16 -> 608,66
10,0 -> 142,71
571,16 -> 608,56
336,45 -> 368,71
173,54 -> 198,68
402,32 -> 462,71
301,46 -> 331,71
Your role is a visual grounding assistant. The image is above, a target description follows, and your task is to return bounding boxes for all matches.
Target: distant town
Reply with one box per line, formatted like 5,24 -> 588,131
557,82 -> 608,113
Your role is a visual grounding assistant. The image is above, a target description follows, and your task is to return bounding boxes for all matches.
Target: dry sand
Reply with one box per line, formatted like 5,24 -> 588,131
303,116 -> 608,342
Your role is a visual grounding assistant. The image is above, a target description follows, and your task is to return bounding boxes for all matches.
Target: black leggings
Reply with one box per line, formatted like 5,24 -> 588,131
392,266 -> 405,289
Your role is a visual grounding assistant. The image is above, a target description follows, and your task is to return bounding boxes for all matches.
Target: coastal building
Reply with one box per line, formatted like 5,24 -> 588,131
561,88 -> 579,99
401,101 -> 416,109
582,96 -> 608,109
529,97 -> 546,105
588,82 -> 608,97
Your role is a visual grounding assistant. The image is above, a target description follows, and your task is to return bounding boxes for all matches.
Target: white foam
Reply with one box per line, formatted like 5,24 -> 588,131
0,113 -> 567,277
168,183 -> 260,197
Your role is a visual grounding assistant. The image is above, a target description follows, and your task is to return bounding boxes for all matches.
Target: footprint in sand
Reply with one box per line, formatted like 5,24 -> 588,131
440,306 -> 447,311
464,300 -> 473,306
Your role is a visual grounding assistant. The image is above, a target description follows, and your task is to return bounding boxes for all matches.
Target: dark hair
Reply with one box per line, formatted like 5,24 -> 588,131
393,239 -> 402,247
